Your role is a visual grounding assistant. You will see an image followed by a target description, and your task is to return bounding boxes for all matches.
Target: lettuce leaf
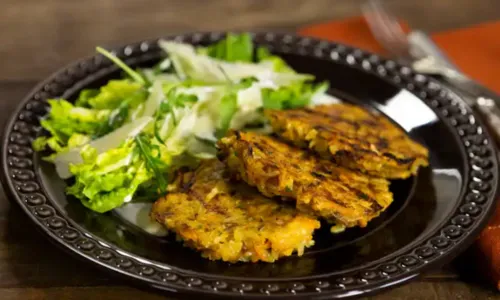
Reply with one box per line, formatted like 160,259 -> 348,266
262,81 -> 331,109
67,141 -> 151,213
53,116 -> 153,179
67,133 -> 172,213
33,99 -> 110,153
256,47 -> 295,73
75,89 -> 99,107
200,33 -> 254,62
201,33 -> 297,75
84,80 -> 144,110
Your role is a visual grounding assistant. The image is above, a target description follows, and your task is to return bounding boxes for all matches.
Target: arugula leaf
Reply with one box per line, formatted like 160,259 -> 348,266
134,134 -> 169,193
96,47 -> 147,85
153,83 -> 200,145
93,102 -> 129,138
134,69 -> 153,87
216,93 -> 238,138
202,33 -> 254,62
154,115 -> 171,145
171,93 -> 198,107
153,84 -> 178,144
92,89 -> 148,138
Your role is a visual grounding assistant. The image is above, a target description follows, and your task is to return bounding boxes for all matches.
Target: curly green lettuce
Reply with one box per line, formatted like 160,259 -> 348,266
32,99 -> 109,156
76,79 -> 144,109
67,135 -> 172,213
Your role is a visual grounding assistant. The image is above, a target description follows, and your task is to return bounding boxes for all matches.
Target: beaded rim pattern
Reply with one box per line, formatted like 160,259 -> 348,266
1,32 -> 498,299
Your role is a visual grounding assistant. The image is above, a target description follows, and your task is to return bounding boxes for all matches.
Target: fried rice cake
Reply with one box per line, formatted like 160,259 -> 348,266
217,131 -> 393,228
151,159 -> 320,263
265,103 -> 429,179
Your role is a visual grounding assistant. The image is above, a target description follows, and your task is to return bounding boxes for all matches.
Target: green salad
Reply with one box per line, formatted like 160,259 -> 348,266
32,33 -> 336,213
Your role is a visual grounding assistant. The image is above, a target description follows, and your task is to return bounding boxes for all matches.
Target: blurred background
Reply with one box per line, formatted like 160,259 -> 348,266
2,0 -> 497,81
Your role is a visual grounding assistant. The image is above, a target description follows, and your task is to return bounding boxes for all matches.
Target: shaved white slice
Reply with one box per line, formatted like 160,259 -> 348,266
254,69 -> 313,87
192,114 -> 217,142
142,69 -> 179,84
159,40 -> 314,86
142,80 -> 164,117
114,203 -> 168,236
164,109 -> 197,155
310,93 -> 340,106
54,116 -> 153,179
230,82 -> 265,129
185,136 -> 217,159
309,83 -> 340,106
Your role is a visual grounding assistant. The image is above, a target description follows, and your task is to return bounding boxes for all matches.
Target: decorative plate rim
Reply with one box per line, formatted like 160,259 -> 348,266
1,31 -> 498,299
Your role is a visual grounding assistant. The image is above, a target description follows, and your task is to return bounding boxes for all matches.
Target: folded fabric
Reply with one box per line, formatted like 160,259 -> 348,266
299,17 -> 500,94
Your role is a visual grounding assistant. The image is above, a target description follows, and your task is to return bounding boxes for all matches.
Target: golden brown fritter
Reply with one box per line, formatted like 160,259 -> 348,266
217,131 -> 393,228
152,159 -> 320,263
265,103 -> 429,179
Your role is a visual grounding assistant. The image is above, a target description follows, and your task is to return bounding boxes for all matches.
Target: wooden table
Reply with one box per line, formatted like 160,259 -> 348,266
1,1 -> 499,299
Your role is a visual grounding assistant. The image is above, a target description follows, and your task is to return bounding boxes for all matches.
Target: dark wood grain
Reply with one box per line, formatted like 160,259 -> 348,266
1,1 -> 500,298
1,283 -> 499,300
1,0 -> 499,81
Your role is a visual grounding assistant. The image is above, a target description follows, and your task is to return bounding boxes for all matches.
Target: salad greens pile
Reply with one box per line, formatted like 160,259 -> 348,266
33,33 -> 336,213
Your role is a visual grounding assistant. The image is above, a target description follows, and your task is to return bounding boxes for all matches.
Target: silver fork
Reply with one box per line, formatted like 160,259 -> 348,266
362,0 -> 459,70
362,0 -> 500,141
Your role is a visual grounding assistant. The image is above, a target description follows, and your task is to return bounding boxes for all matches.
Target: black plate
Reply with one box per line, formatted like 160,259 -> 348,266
1,32 -> 498,299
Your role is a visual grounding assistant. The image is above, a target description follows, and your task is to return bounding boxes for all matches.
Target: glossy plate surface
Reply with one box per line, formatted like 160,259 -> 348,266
1,32 -> 498,299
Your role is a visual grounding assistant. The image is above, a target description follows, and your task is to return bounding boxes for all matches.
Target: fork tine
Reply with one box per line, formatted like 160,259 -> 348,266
362,0 -> 411,61
362,2 -> 400,53
363,0 -> 408,55
372,0 -> 407,40
375,2 -> 409,51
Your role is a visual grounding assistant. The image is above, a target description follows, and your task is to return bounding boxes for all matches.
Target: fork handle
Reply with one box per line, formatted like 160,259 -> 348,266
408,31 -> 459,71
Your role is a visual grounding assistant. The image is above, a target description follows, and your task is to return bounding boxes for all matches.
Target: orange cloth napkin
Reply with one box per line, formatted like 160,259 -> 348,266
299,17 -> 500,288
299,17 -> 500,94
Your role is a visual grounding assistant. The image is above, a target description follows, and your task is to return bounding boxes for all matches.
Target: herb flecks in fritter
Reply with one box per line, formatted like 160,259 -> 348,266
152,159 -> 320,263
265,103 -> 429,179
218,131 -> 393,228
